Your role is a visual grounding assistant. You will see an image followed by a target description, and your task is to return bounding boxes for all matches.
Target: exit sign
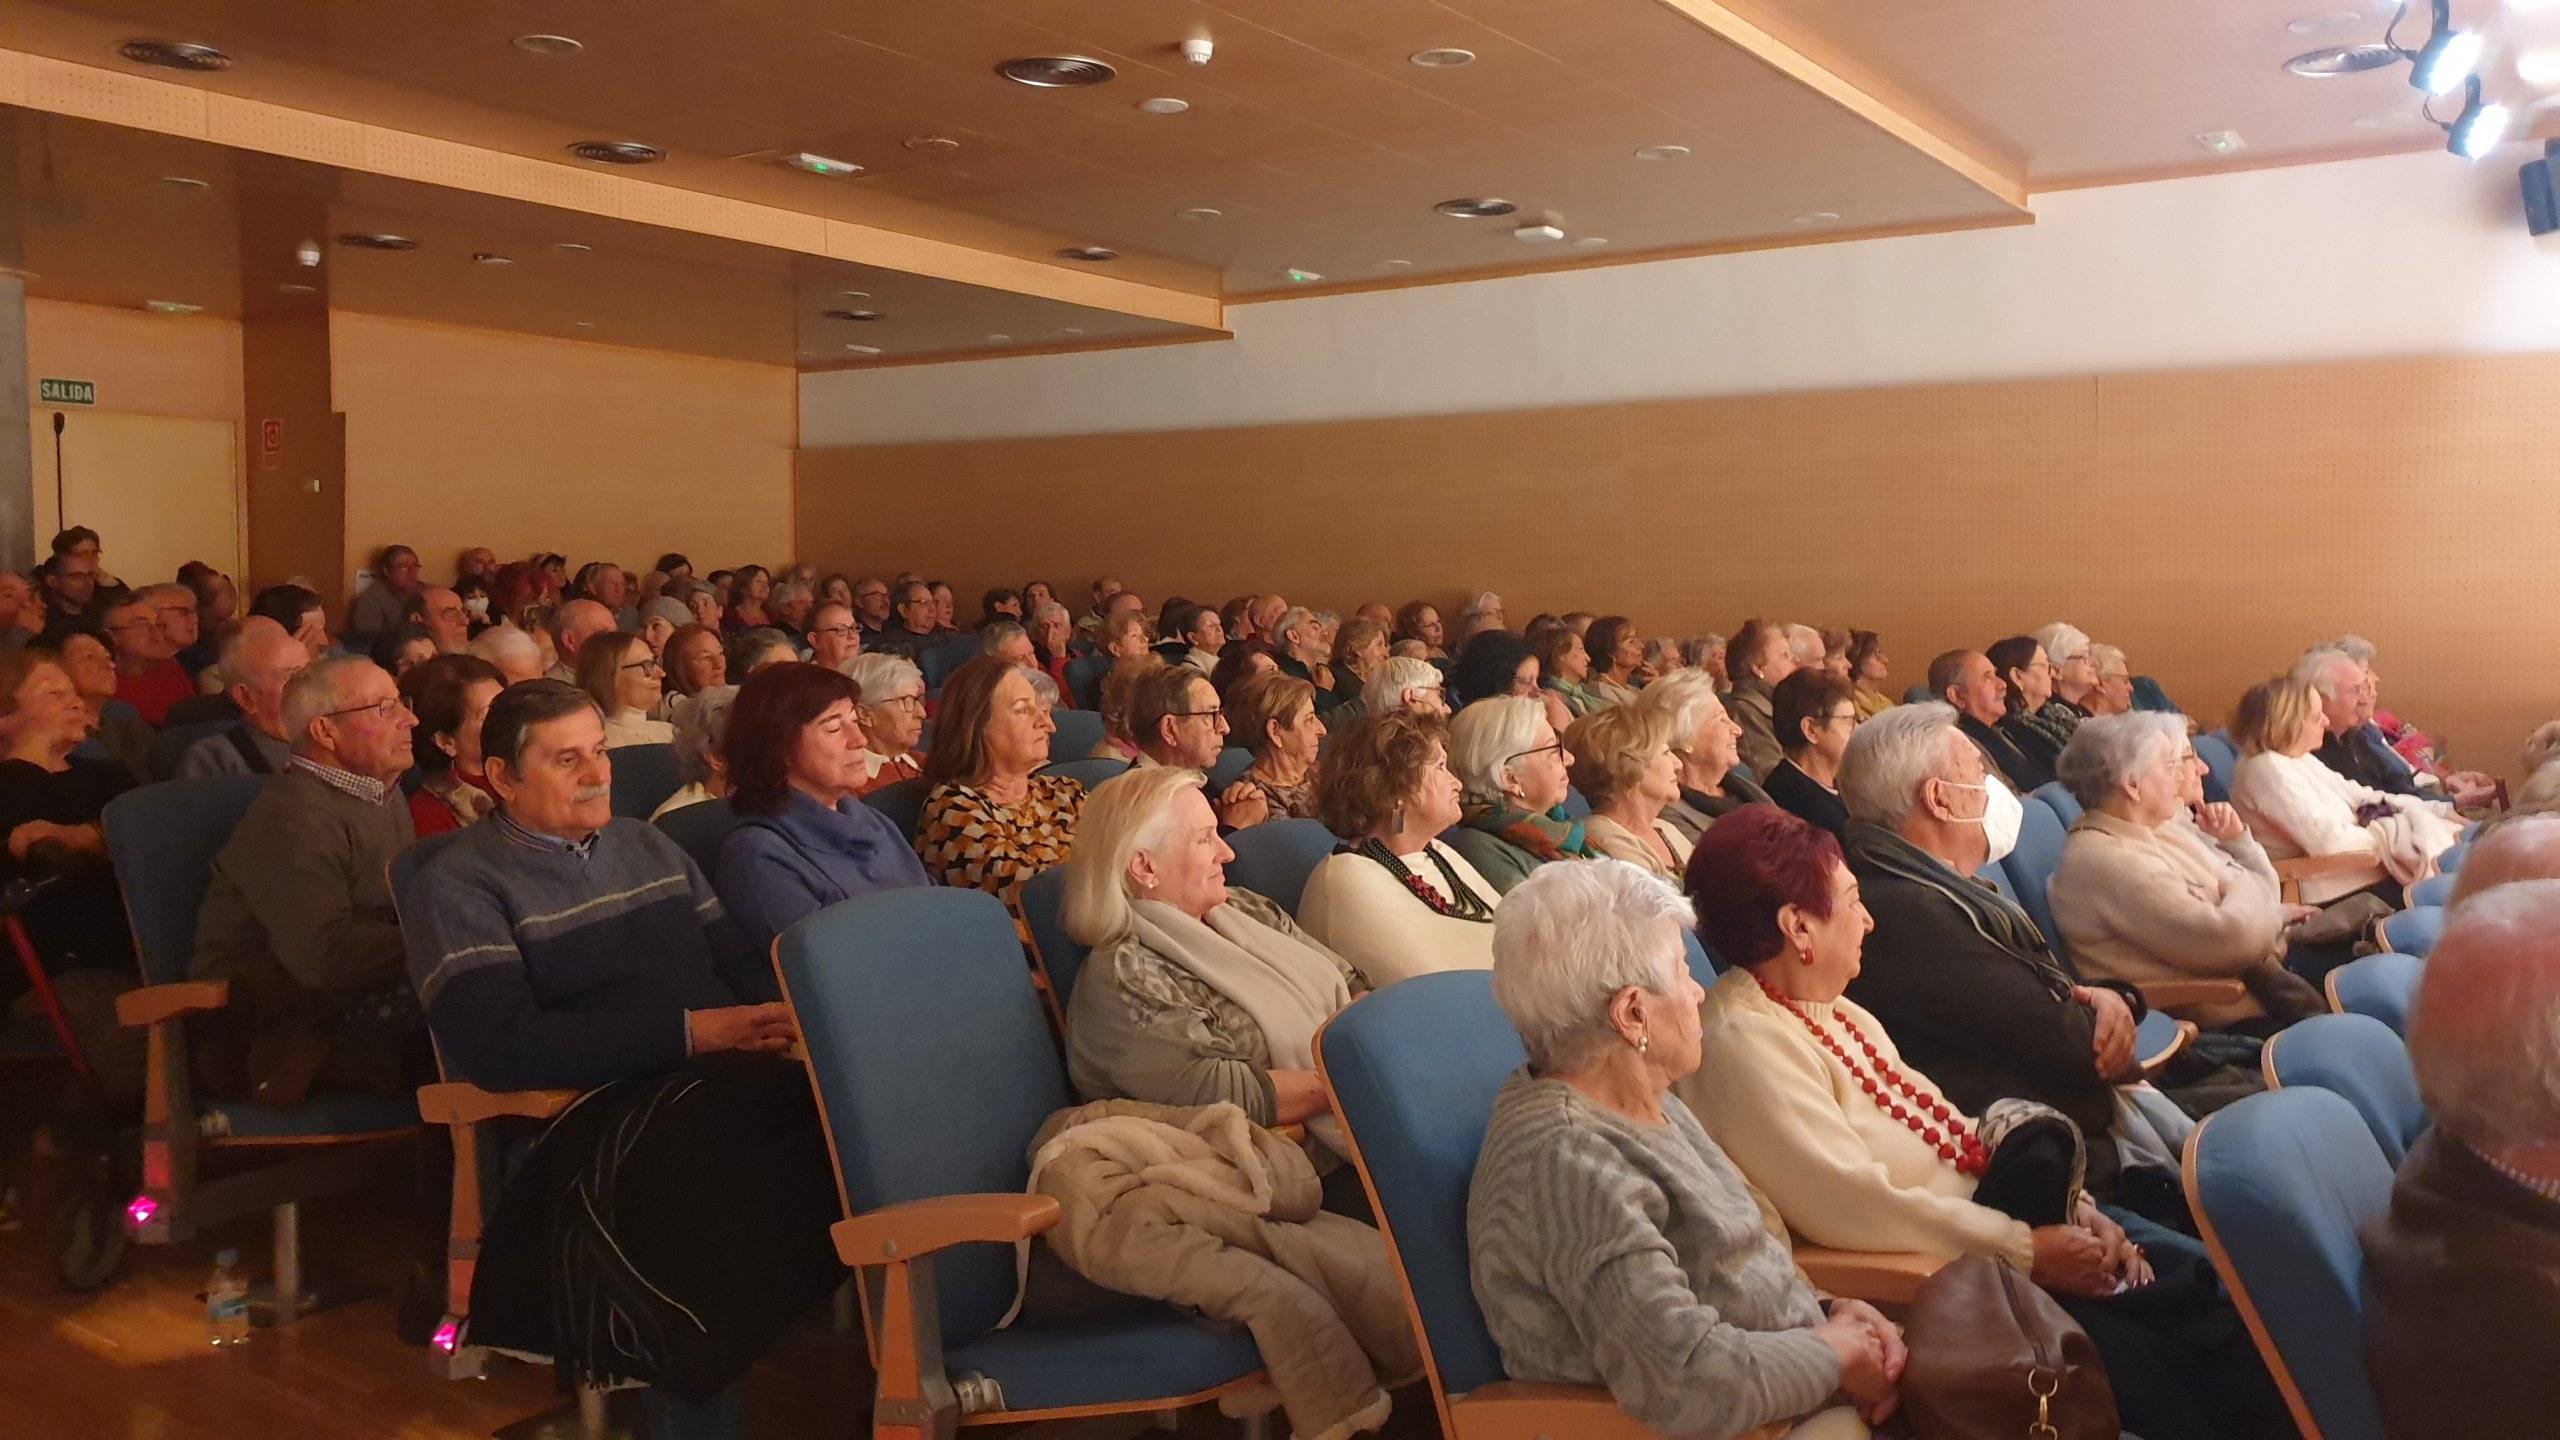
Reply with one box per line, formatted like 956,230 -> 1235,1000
38,378 -> 95,406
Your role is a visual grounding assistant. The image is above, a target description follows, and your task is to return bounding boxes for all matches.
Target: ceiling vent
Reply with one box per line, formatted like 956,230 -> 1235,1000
998,55 -> 1118,87
1434,197 -> 1518,218
119,39 -> 233,72
337,233 -> 419,251
567,140 -> 665,165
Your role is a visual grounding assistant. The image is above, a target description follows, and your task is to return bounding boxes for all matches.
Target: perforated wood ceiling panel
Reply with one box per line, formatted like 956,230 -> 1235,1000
799,352 -> 2560,780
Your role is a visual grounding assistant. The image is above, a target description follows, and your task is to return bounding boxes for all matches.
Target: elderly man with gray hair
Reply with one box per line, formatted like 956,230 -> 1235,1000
468,623 -> 545,686
2361,880 -> 2560,1438
177,617 -> 310,779
545,598 -> 617,683
2296,641 -> 2497,809
190,654 -> 422,1105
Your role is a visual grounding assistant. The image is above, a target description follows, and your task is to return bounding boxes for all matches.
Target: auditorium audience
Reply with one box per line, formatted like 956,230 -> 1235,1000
576,631 -> 673,749
1027,602 -> 1074,695
715,664 -> 929,953
1726,619 -> 1795,779
654,685 -> 738,820
1391,600 -> 1447,661
1834,704 -> 2142,1192
1444,695 -> 1588,894
1469,860 -> 1892,1440
343,544 -> 424,648
872,580 -> 942,660
2363,881 -> 2560,1440
2298,643 -> 2497,809
415,585 -> 473,655
1845,631 -> 1893,720
728,628 -> 798,678
916,658 -> 1084,921
192,656 -> 422,1106
467,624 -> 545,686
59,632 -> 151,781
1987,634 -> 2073,779
723,564 -> 773,632
176,619 -> 308,779
665,622 -> 728,700
369,624 -> 438,680
1129,665 -> 1230,774
1089,654 -> 1162,764
2035,623 -> 2098,722
402,679 -> 835,1440
1207,638 -> 1281,702
1931,648 -> 2048,793
1637,669 -> 1771,844
2228,676 -> 2461,907
398,654 -> 505,838
248,583 -> 333,661
2048,713 -> 2319,1033
37,540 -> 108,644
638,595 -> 689,662
1679,806 -> 2287,1440
1300,710 -> 1499,986
1763,670 -> 1856,836
1566,705 -> 1691,883
1361,655 -> 1447,720
1223,672 -> 1324,826
102,592 -> 196,727
0,650 -> 139,1008
144,581 -> 204,684
2085,644 -> 2134,717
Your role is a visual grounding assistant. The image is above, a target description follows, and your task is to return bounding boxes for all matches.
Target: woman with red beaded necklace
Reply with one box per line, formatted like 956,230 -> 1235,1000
1677,805 -> 2293,1440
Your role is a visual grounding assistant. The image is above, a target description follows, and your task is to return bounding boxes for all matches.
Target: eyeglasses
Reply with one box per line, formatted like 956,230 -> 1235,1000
876,693 -> 926,711
811,624 -> 856,638
621,658 -> 666,675
324,696 -> 407,723
1169,706 -> 1226,721
1504,740 -> 1567,765
1822,710 -> 1859,727
2097,671 -> 2132,685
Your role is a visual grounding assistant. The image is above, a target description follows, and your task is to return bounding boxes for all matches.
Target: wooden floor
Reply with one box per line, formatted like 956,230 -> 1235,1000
0,1172 -> 1443,1440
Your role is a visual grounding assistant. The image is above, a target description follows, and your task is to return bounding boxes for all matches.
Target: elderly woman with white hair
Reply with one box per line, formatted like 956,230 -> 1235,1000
652,684 -> 738,820
1060,767 -> 1367,1150
1638,668 -> 1772,845
2046,713 -> 2324,1034
1360,654 -> 1447,721
1565,704 -> 1692,882
2033,623 -> 2099,724
1469,860 -> 1896,1440
2083,644 -> 2134,717
1442,696 -> 1591,894
844,652 -> 928,795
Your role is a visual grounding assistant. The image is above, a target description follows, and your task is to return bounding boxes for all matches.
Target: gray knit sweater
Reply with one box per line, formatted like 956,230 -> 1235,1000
1468,1071 -> 1842,1439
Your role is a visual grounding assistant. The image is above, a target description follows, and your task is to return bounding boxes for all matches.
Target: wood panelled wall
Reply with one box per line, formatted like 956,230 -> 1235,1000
798,352 -> 2560,780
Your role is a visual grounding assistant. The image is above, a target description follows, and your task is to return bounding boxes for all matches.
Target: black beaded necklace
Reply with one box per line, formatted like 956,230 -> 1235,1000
1346,836 -> 1495,923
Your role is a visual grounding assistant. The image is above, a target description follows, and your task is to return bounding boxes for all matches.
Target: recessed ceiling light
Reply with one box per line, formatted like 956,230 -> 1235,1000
1055,246 -> 1118,262
1571,236 -> 1610,248
1283,268 -> 1324,283
1136,97 -> 1190,115
157,175 -> 209,191
1175,206 -> 1224,222
1376,258 -> 1414,269
142,299 -> 203,315
571,320 -> 596,329
118,39 -> 232,72
1513,223 -> 1565,244
904,135 -> 960,153
783,151 -> 864,177
512,33 -> 583,56
2284,43 -> 2399,76
997,55 -> 1118,87
1791,211 -> 1841,225
844,344 -> 883,355
1410,47 -> 1477,68
551,241 -> 593,253
338,232 -> 419,251
566,140 -> 664,165
1634,144 -> 1692,161
2286,11 -> 2367,36
823,308 -> 884,322
472,252 -> 514,265
2518,47 -> 2560,88
1056,327 -> 1086,338
837,290 -> 871,299
2193,129 -> 2247,154
987,333 -> 1013,343
1434,197 -> 1517,218
277,282 -> 316,295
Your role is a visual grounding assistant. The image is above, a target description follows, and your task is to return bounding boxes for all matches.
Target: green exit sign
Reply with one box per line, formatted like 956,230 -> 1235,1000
38,378 -> 95,406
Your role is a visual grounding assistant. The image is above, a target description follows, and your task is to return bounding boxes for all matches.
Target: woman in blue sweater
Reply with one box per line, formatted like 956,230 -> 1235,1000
715,662 -> 930,951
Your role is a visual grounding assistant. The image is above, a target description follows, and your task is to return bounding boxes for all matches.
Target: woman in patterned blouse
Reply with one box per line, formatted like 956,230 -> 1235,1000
916,657 -> 1086,920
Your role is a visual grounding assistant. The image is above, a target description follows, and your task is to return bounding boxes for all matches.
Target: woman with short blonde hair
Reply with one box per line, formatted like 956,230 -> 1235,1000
1565,704 -> 1691,882
1223,671 -> 1324,825
1637,668 -> 1770,843
2229,677 -> 2463,907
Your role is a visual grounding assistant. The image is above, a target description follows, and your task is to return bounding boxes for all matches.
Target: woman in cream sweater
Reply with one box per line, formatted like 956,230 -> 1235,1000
1297,709 -> 1501,987
1564,704 -> 1692,883
2228,677 -> 2461,907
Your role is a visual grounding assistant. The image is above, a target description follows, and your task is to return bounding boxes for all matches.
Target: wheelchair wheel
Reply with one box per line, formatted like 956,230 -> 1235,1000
48,1166 -> 127,1294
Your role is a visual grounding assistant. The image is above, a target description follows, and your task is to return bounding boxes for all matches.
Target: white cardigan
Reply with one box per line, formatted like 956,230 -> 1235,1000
2230,749 -> 2455,904
1296,841 -> 1499,988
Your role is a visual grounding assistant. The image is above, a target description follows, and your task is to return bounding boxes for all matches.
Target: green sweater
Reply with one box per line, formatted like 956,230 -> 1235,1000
1468,1072 -> 1842,1439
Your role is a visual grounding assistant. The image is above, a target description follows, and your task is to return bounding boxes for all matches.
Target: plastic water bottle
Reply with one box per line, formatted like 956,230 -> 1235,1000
206,1248 -> 250,1346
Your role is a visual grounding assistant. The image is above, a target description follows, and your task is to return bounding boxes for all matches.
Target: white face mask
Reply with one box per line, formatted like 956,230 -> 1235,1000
464,595 -> 490,619
1939,775 -> 2023,864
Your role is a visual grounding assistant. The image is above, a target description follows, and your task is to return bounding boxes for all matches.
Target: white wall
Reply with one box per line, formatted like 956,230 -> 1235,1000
801,148 -> 2560,446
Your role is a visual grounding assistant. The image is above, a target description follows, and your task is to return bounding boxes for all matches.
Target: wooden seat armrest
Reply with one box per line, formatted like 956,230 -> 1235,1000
1448,1382 -> 1664,1440
115,980 -> 228,1027
2137,978 -> 2249,1010
415,1082 -> 581,1125
832,1193 -> 1060,1266
2272,852 -> 2380,901
2137,1019 -> 2199,1080
1791,1246 -> 1944,1305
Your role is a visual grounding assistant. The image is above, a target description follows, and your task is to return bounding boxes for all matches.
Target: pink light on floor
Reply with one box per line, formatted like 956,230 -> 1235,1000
431,1320 -> 460,1353
124,1194 -> 158,1229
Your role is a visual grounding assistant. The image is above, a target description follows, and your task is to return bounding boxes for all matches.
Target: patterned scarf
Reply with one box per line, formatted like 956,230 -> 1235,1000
1461,801 -> 1591,861
1841,821 -> 2077,1001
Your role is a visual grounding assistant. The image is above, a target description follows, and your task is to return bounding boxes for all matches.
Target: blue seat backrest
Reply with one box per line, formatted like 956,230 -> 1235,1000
2188,1087 -> 2393,1440
2194,731 -> 2238,804
1682,928 -> 1722,984
1018,865 -> 1087,1007
607,743 -> 681,820
2326,951 -> 2421,1037
1319,970 -> 1521,1397
1039,756 -> 1130,790
2032,780 -> 2082,826
1064,654 -> 1111,711
919,638 -> 977,694
1974,859 -> 2023,907
1558,787 -> 1591,821
2264,1013 -> 2427,1165
145,719 -> 234,782
102,775 -> 267,986
2378,905 -> 2444,959
1205,747 -> 1254,792
654,797 -> 743,882
1049,709 -> 1106,761
388,829 -> 470,910
1224,818 -> 1340,916
1999,792 -> 2072,965
863,775 -> 933,842
776,888 -> 1069,1348
1902,684 -> 1935,706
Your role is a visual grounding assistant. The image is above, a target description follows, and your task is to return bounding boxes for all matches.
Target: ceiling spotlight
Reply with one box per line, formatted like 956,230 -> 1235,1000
1410,47 -> 1476,68
551,241 -> 593,253
294,239 -> 322,266
1135,97 -> 1190,115
472,252 -> 514,265
566,140 -> 664,165
844,344 -> 883,355
1571,236 -> 1610,248
1434,197 -> 1517,217
512,33 -> 583,56
824,308 -> 884,322
118,39 -> 232,71
1054,246 -> 1118,262
1283,268 -> 1323,283
156,175 -> 209,191
1175,206 -> 1224,221
338,232 -> 419,250
277,282 -> 316,295
1513,222 -> 1565,243
143,299 -> 204,315
2284,43 -> 2399,75
2192,130 -> 2247,155
783,152 -> 864,177
1791,211 -> 1841,225
2448,76 -> 2511,157
1376,258 -> 1414,269
2407,0 -> 2483,95
998,55 -> 1117,87
904,136 -> 961,153
1634,144 -> 1692,160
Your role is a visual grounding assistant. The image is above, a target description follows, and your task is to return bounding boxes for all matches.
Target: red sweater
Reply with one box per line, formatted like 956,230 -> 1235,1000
115,660 -> 196,727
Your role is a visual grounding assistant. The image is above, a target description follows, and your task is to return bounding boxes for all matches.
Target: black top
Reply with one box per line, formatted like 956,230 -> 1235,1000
1959,712 -> 2053,792
1761,759 -> 1850,836
0,756 -> 137,984
2317,725 -> 2421,798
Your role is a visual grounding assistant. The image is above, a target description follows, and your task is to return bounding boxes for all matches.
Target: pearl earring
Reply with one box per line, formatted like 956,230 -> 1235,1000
1798,947 -> 1815,968
1637,1033 -> 1650,1055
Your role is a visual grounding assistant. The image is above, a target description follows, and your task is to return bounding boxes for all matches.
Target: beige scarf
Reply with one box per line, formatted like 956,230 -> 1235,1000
1132,898 -> 1353,1151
